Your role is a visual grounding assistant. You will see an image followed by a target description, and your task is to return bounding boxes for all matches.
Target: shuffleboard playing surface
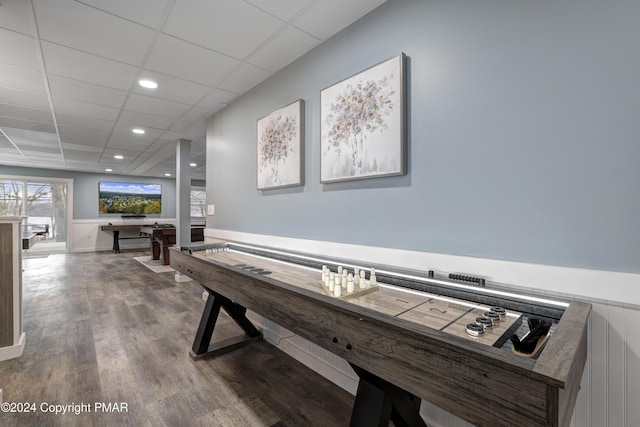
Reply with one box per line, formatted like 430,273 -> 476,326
195,248 -> 521,347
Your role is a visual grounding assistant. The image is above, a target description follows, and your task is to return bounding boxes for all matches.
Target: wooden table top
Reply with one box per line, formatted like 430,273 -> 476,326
100,224 -> 144,231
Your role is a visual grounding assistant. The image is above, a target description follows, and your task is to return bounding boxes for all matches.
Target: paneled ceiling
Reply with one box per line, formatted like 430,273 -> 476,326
0,0 -> 386,181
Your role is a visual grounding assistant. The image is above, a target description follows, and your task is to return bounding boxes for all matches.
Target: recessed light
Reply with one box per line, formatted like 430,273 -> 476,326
190,163 -> 197,167
114,155 -> 124,160
164,173 -> 171,177
138,79 -> 158,89
132,128 -> 145,134
105,168 -> 113,172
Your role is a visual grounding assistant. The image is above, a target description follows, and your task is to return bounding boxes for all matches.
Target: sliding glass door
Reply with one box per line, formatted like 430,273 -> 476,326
0,178 -> 69,253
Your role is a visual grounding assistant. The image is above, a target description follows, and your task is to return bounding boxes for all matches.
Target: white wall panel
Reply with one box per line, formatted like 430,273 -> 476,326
607,305 -> 627,426
627,308 -> 640,426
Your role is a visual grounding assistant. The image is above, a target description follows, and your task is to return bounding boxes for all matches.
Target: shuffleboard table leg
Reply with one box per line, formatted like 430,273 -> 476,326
191,290 -> 223,357
112,230 -> 121,253
349,364 -> 427,427
190,288 -> 262,360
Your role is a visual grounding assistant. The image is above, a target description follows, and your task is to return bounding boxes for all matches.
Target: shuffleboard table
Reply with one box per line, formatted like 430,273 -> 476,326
169,242 -> 590,427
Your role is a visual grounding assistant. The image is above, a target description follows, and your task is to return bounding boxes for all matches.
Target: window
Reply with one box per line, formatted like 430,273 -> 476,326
0,178 -> 69,248
0,180 -> 23,216
190,188 -> 206,220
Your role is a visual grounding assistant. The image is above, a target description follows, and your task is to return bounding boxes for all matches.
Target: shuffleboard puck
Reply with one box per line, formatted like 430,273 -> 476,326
490,306 -> 507,319
476,316 -> 493,328
484,311 -> 501,323
466,323 -> 485,337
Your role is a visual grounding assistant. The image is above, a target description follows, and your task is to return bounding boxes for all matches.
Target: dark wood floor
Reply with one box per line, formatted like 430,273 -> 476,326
0,250 -> 354,427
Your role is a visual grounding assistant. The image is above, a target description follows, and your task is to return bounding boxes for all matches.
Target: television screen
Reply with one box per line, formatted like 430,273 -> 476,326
99,181 -> 162,214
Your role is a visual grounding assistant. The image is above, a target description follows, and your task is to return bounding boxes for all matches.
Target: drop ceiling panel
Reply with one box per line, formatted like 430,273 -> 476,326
41,42 -> 138,90
168,120 -> 195,133
181,107 -> 209,123
0,63 -> 47,94
217,63 -> 272,94
0,28 -> 40,70
61,142 -> 103,152
244,0 -> 315,22
292,0 -> 386,40
52,97 -> 120,121
124,94 -> 191,120
64,150 -> 102,161
164,0 -> 283,60
65,160 -> 97,169
0,155 -> 27,164
110,124 -> 164,140
0,87 -> 51,111
28,159 -> 65,167
55,113 -> 115,132
156,131 -> 183,143
101,147 -> 144,157
2,127 -> 58,143
197,89 -> 237,110
33,0 -> 156,65
105,138 -> 154,150
98,158 -> 130,168
0,117 -> 56,133
58,126 -> 110,147
0,104 -> 52,123
118,110 -> 175,130
11,144 -> 52,159
248,25 -> 320,72
0,147 -> 22,157
145,34 -> 241,86
133,71 -> 212,105
77,0 -> 170,29
21,149 -> 63,160
48,75 -> 128,109
0,0 -> 33,35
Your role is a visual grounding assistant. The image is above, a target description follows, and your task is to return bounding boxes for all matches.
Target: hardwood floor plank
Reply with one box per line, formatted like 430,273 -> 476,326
0,251 -> 353,427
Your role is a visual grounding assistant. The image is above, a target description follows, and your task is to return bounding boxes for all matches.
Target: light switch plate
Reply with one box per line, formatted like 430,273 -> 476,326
207,204 -> 215,216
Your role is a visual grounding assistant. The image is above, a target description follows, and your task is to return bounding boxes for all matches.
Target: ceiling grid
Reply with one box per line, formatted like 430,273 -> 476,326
0,0 -> 387,180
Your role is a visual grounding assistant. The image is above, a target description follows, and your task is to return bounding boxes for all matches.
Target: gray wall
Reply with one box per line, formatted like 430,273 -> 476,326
206,0 -> 640,274
0,165 -> 177,219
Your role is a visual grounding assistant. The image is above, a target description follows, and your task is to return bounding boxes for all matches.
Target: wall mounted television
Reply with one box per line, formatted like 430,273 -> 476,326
99,181 -> 162,214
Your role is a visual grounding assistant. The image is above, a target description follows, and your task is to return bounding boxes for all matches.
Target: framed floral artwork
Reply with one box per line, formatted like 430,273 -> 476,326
320,53 -> 406,183
257,99 -> 304,189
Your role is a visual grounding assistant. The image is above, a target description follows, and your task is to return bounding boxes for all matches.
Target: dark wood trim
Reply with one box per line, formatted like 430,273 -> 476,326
99,224 -> 143,231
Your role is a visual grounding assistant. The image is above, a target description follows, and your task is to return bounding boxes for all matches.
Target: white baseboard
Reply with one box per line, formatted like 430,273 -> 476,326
0,333 -> 26,362
256,318 -> 359,395
256,316 -> 451,426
